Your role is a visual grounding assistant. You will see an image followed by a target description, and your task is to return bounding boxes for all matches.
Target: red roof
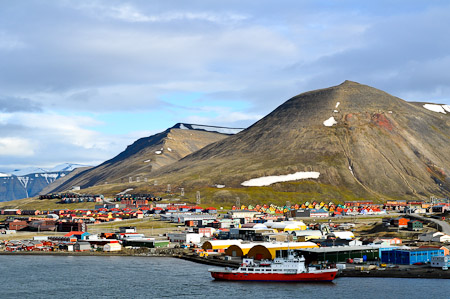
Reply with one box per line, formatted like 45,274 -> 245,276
64,231 -> 87,237
206,207 -> 217,210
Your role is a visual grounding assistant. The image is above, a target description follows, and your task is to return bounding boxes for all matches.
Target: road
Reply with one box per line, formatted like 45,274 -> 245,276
408,213 -> 450,235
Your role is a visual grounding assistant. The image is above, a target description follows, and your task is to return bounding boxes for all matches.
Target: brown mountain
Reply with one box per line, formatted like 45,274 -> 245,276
150,81 -> 450,201
48,124 -> 242,192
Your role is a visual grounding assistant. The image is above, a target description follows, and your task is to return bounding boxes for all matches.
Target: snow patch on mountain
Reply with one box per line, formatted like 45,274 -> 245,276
17,176 -> 30,188
323,117 -> 337,127
176,123 -> 244,135
241,172 -> 320,187
40,173 -> 59,184
423,104 -> 447,114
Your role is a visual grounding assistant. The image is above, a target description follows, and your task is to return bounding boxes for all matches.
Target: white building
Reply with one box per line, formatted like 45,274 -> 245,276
418,232 -> 444,242
431,256 -> 450,268
432,234 -> 450,243
104,243 -> 122,252
167,233 -> 201,244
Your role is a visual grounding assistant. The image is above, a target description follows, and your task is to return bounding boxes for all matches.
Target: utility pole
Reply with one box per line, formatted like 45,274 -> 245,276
196,191 -> 201,205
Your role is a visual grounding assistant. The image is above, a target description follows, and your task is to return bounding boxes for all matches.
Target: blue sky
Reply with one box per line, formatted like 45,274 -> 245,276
0,0 -> 449,172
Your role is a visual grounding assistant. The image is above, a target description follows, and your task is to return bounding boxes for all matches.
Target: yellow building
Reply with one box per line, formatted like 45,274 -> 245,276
246,242 -> 319,260
202,240 -> 242,250
224,243 -> 256,257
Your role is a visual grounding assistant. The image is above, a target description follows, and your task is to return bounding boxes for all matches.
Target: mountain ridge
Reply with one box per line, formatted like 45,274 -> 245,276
46,123 -> 243,193
147,81 -> 450,201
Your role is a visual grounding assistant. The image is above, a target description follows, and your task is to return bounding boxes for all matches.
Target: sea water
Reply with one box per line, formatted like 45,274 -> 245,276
1,255 -> 449,298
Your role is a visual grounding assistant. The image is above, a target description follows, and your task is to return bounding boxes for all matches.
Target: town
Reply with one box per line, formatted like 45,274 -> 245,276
1,193 -> 450,277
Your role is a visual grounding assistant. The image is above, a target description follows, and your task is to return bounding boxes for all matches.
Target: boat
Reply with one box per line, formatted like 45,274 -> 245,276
209,251 -> 338,282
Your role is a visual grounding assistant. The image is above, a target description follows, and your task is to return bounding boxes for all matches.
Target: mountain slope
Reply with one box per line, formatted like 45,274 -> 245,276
48,124 -> 241,192
150,81 -> 450,200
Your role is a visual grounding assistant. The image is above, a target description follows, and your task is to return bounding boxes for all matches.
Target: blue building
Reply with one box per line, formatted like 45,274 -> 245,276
381,248 -> 444,265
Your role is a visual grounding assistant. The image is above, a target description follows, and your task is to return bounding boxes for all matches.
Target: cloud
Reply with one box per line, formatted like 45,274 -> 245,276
183,106 -> 263,128
0,31 -> 27,51
0,137 -> 34,157
0,96 -> 42,112
1,0 -> 450,172
72,2 -> 248,24
0,111 -> 135,172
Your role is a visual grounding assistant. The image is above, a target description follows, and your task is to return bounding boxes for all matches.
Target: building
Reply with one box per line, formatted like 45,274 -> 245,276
419,232 -> 445,242
309,209 -> 329,218
194,227 -> 214,238
432,234 -> 450,243
225,243 -> 257,258
377,238 -> 402,245
298,245 -> 380,263
8,220 -> 28,231
103,243 -> 122,252
431,256 -> 450,268
246,242 -> 318,260
407,220 -> 423,231
292,230 -> 324,241
432,205 -> 448,213
167,233 -> 201,244
227,210 -> 263,219
381,248 -> 444,265
202,240 -> 242,251
64,231 -> 90,240
119,226 -> 136,233
391,218 -> 410,228
74,242 -> 91,252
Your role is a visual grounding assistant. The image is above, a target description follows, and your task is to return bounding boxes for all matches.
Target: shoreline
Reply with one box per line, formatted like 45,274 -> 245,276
2,251 -> 449,279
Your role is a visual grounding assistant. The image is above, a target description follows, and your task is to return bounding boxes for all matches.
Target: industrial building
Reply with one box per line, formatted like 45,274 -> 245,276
297,245 -> 380,263
381,248 -> 444,265
246,242 -> 319,260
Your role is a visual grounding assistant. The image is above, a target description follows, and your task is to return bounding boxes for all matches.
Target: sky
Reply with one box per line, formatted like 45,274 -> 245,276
1,0 -> 449,173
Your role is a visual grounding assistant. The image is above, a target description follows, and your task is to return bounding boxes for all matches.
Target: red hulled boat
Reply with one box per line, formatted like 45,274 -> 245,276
209,252 -> 338,282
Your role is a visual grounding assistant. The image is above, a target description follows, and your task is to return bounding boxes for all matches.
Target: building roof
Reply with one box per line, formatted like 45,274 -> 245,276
298,245 -> 380,253
64,231 -> 89,237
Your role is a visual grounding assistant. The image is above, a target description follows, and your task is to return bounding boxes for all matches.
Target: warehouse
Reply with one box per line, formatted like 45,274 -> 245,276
224,243 -> 256,257
381,248 -> 444,265
246,242 -> 318,260
202,240 -> 241,250
104,243 -> 122,252
297,245 -> 380,263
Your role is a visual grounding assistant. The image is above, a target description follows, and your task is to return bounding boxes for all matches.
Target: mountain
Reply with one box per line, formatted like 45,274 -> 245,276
47,123 -> 243,193
0,172 -> 67,202
39,166 -> 93,195
149,81 -> 450,201
0,164 -> 89,202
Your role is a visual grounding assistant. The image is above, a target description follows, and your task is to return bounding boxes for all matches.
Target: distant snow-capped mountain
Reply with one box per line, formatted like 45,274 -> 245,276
10,163 -> 88,176
0,163 -> 91,202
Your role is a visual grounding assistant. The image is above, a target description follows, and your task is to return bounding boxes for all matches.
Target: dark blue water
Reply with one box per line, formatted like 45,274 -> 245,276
1,255 -> 449,298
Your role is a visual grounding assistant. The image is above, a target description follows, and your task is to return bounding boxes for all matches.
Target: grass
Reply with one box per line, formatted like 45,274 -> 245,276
87,217 -> 182,237
0,197 -> 96,211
